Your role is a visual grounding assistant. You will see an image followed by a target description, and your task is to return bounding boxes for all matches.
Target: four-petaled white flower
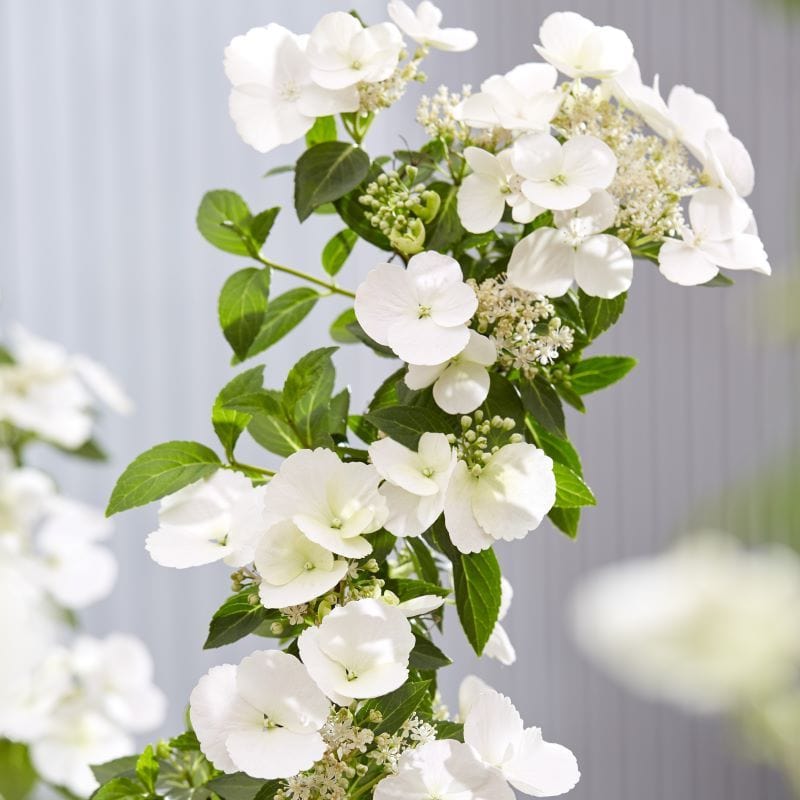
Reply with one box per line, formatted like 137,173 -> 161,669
444,442 -> 556,554
298,598 -> 415,704
464,686 -> 581,797
261,449 -> 388,559
534,11 -> 633,79
190,650 -> 329,779
658,188 -> 770,286
255,521 -> 349,609
387,1 -> 477,52
354,252 -> 478,365
146,470 -> 266,569
370,432 -> 456,538
307,12 -> 403,90
456,63 -> 561,131
224,24 -> 359,154
507,190 -> 633,299
484,577 -> 516,666
374,738 -> 515,800
457,147 -> 543,234
405,331 -> 497,414
512,133 -> 617,212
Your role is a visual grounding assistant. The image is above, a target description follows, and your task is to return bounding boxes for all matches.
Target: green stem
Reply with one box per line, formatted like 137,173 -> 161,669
228,461 -> 275,478
349,773 -> 387,799
257,256 -> 356,299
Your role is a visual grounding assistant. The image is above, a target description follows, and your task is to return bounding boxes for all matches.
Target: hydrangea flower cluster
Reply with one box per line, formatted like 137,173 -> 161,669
93,5 -> 769,800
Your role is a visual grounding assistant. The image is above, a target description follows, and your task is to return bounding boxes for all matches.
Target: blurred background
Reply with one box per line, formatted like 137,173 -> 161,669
1,0 -> 798,798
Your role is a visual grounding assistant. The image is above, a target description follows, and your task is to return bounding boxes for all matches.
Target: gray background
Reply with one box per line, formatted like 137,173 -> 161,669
1,0 -> 798,797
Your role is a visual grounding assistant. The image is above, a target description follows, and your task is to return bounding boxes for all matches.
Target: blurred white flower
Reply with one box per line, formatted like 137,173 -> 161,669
396,593 -> 446,617
464,686 -> 581,797
190,650 -> 329,779
355,253 -> 477,365
0,326 -> 131,449
298,598 -> 415,704
571,533 -> 800,713
255,521 -> 349,609
374,738 -> 515,800
146,470 -> 266,569
534,11 -> 633,79
508,191 -> 633,299
387,1 -> 477,51
370,432 -> 455,538
444,442 -> 555,554
484,577 -> 516,666
0,453 -> 54,539
261,448 -> 387,559
658,188 -> 770,286
405,331 -> 497,414
224,24 -> 359,154
512,133 -> 617,212
456,63 -> 560,131
307,12 -> 403,90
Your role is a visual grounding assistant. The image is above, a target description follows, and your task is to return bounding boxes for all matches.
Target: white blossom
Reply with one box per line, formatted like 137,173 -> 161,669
354,252 -> 477,365
146,470 -> 266,569
405,331 -> 497,414
512,133 -> 617,212
464,686 -> 580,797
190,650 -> 329,779
261,448 -> 387,559
224,24 -> 359,154
484,577 -> 516,666
387,1 -> 477,52
0,454 -> 54,540
307,12 -> 403,90
298,598 -> 415,704
658,188 -> 770,286
396,593 -> 446,617
444,442 -> 555,554
370,432 -> 455,538
458,674 -> 493,720
255,521 -> 349,609
507,190 -> 633,299
534,11 -> 633,79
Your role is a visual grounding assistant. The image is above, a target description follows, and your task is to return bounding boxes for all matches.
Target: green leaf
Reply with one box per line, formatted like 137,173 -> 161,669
168,731 -> 200,752
548,506 -> 581,539
528,420 -> 583,476
283,348 -> 337,446
329,308 -> 360,343
135,746 -> 158,794
346,321 -> 397,358
91,777 -> 147,800
365,406 -> 452,450
388,578 -> 449,601
204,589 -> 271,649
702,272 -> 735,287
409,633 -> 451,671
569,356 -> 637,395
435,721 -> 464,742
218,268 -> 271,361
481,373 -> 524,428
54,437 -> 108,462
359,681 -> 432,735
0,740 -> 37,800
197,190 -> 251,255
406,537 -> 440,585
263,165 -> 294,179
247,288 -> 319,358
322,229 -> 358,276
107,441 -> 221,516
434,526 -> 502,656
553,462 -> 596,508
579,289 -> 627,341
212,366 -> 265,459
91,756 -> 139,785
0,346 -> 15,364
334,185 -> 392,250
555,382 -> 586,413
327,388 -> 350,440
425,182 -> 464,252
305,115 -> 338,147
249,207 -> 280,248
206,773 -> 282,800
295,142 -> 370,222
248,409 -> 305,458
520,377 -> 566,438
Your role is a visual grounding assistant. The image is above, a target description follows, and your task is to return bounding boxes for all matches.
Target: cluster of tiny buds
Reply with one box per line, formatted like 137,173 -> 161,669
230,566 -> 260,594
447,410 -> 523,474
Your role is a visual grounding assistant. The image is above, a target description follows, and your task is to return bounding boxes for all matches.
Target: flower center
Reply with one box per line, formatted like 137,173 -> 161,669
330,517 -> 343,530
351,60 -> 363,70
303,561 -> 315,571
346,668 -> 359,682
418,304 -> 432,318
280,81 -> 300,102
422,467 -> 434,478
262,714 -> 281,731
551,173 -> 568,186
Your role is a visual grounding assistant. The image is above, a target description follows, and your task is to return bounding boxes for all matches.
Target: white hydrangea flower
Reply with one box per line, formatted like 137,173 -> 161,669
456,63 -> 561,131
457,147 -> 543,234
444,442 -> 556,554
261,448 -> 387,559
507,190 -> 633,299
307,12 -> 403,90
370,432 -> 456,538
146,470 -> 266,569
298,598 -> 415,704
405,331 -> 497,414
396,593 -> 446,617
255,521 -> 349,609
464,687 -> 581,797
571,533 -> 800,713
190,650 -> 329,779
224,24 -> 359,155
658,188 -> 770,286
484,577 -> 516,666
0,453 -> 54,539
387,1 -> 477,51
534,11 -> 633,79
374,738 -> 515,800
458,674 -> 493,720
512,133 -> 617,212
354,252 -> 478,365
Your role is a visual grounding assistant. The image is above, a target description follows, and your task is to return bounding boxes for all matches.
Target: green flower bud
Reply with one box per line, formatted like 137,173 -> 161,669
389,218 -> 426,256
409,189 -> 441,223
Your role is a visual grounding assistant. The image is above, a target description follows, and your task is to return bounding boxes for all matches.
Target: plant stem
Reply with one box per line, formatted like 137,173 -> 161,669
257,256 -> 356,299
228,461 -> 275,478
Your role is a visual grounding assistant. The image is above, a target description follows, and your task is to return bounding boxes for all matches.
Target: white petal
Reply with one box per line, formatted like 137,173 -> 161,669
667,84 -> 728,158
146,526 -> 232,568
701,234 -> 771,274
462,330 -> 497,366
505,62 -> 558,94
229,86 -> 312,154
535,12 -> 594,77
688,188 -> 750,241
464,689 -> 524,769
443,461 -> 495,554
387,317 -> 470,365
457,173 -> 507,233
522,181 -> 591,212
71,355 -> 132,414
259,563 -> 348,608
225,484 -> 268,568
226,728 -> 326,780
512,133 -> 562,181
355,263 -> 417,346
464,146 -> 506,178
458,674 -> 493,720
433,361 -> 491,414
296,83 -> 359,117
484,623 -> 517,666
704,128 -> 754,198
294,515 -> 373,558
397,594 -> 446,617
381,483 -> 443,538
457,92 -> 502,128
405,361 -> 446,390
573,234 -> 633,299
658,238 -> 719,286
369,437 -> 439,496
507,228 -> 576,297
408,252 -> 477,328
297,627 -> 353,706
554,189 -> 618,235
562,135 -> 617,190
45,543 -> 117,609
505,727 -> 581,797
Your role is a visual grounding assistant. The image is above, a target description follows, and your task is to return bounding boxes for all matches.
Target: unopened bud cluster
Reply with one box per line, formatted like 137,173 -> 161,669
358,49 -> 427,114
447,410 -> 523,473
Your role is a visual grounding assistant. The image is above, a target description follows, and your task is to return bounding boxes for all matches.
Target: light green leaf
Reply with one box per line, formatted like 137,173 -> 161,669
91,777 -> 147,800
329,308 -> 360,343
553,462 -> 596,508
196,190 -> 252,256
91,756 -> 139,785
322,229 -> 357,276
248,411 -> 305,458
0,740 -> 37,800
283,348 -> 337,446
305,115 -> 337,147
206,773 -> 282,800
528,420 -> 583,476
218,268 -> 271,361
569,356 -> 637,395
135,746 -> 158,794
212,366 -> 265,459
249,207 -> 280,248
247,288 -> 319,358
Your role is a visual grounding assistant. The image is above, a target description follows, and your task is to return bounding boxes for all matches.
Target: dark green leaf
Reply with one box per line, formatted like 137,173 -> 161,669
409,633 -> 451,670
322,229 -> 358,276
520,377 -> 566,438
305,116 -> 337,147
329,308 -> 360,343
168,731 -> 200,752
206,773 -> 281,800
528,420 -> 583,476
553,462 -> 596,508
204,589 -> 271,649
425,182 -> 464,252
247,288 -> 319,358
365,406 -> 452,450
481,373 -> 524,428
295,142 -> 370,222
196,190 -> 252,256
367,530 -> 397,565
212,366 -> 265,459
388,578 -> 449,601
406,537 -> 440,585
334,163 -> 392,250
555,381 -> 586,412
435,721 -> 464,742
346,321 -> 397,358
569,356 -> 637,395
263,165 -> 294,179
579,290 -> 626,341
91,756 -> 139,785
548,506 -> 581,539
218,268 -> 271,361
359,681 -> 432,735
107,442 -> 221,516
